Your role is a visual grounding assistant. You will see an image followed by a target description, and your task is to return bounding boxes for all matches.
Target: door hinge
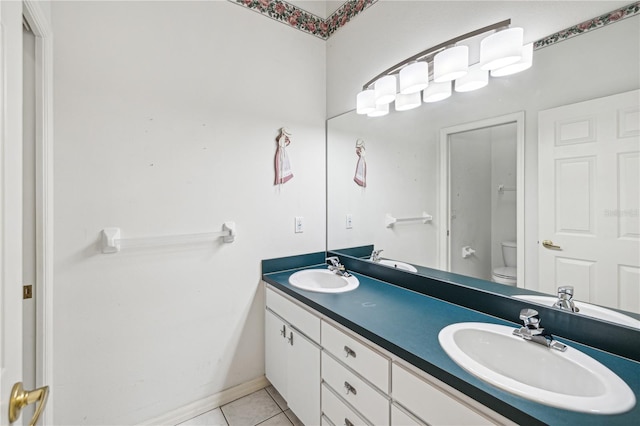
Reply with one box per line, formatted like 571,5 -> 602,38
23,285 -> 33,299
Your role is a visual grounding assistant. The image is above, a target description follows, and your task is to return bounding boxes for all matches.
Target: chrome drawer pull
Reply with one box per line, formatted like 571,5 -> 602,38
344,418 -> 354,426
344,381 -> 357,396
287,331 -> 294,346
280,325 -> 286,338
344,345 -> 356,358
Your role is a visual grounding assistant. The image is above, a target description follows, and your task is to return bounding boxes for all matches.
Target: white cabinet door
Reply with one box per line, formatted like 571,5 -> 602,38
265,310 -> 288,398
287,328 -> 320,426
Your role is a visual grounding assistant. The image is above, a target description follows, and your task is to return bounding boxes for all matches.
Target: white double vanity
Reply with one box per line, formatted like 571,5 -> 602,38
265,285 -> 508,426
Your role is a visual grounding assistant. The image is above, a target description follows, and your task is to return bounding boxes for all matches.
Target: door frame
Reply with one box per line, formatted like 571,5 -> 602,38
438,112 -> 525,287
22,1 -> 54,424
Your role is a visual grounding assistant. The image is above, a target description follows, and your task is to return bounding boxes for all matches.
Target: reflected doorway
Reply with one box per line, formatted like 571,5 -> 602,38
439,112 -> 525,287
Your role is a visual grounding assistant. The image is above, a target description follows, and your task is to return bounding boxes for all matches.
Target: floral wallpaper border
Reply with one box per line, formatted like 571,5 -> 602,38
230,0 -> 378,39
231,0 -> 639,45
534,1 -> 640,50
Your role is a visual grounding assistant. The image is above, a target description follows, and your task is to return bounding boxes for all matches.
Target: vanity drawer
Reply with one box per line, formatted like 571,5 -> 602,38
322,383 -> 369,426
321,320 -> 390,392
392,363 -> 495,426
391,403 -> 423,426
266,287 -> 320,342
322,352 -> 390,426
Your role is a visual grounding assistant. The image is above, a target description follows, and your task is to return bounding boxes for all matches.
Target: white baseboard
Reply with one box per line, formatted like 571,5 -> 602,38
140,376 -> 270,426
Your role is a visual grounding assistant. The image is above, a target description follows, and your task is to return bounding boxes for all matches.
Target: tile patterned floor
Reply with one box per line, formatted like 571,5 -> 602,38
177,386 -> 303,426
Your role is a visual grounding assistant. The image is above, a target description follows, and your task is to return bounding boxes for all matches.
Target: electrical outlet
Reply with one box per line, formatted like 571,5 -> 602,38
295,216 -> 304,233
346,214 -> 353,229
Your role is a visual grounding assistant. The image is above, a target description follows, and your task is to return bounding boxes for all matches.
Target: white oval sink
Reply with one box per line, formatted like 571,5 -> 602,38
289,269 -> 359,293
377,259 -> 418,273
513,295 -> 640,328
438,322 -> 635,414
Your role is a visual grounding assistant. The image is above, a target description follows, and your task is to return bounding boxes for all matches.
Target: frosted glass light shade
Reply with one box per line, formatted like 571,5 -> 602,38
374,75 -> 397,105
399,62 -> 429,94
455,65 -> 489,92
356,89 -> 376,114
395,92 -> 422,111
367,103 -> 389,117
423,81 -> 451,103
480,27 -> 523,71
491,43 -> 533,77
433,46 -> 469,83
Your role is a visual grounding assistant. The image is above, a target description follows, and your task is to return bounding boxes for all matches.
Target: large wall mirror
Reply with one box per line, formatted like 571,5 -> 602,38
327,14 -> 640,328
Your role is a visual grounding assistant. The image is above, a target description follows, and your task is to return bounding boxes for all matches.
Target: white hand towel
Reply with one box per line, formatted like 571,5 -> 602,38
275,127 -> 293,185
354,139 -> 366,187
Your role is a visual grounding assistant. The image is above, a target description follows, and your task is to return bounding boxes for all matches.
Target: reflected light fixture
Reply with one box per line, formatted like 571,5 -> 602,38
491,42 -> 533,77
374,75 -> 397,105
480,27 -> 524,70
399,62 -> 429,94
423,81 -> 451,103
395,92 -> 422,111
455,64 -> 489,92
368,103 -> 389,117
433,45 -> 469,82
356,19 -> 532,117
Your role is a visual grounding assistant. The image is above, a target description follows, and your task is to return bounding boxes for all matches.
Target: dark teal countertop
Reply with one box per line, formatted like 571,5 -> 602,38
263,265 -> 640,426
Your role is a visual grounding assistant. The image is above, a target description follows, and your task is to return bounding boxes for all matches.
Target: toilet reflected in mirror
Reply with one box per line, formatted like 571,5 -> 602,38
492,241 -> 517,286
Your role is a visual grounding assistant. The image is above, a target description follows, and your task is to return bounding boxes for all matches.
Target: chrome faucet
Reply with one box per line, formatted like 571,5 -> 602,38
513,308 -> 567,352
553,286 -> 580,312
326,256 -> 352,277
370,249 -> 384,262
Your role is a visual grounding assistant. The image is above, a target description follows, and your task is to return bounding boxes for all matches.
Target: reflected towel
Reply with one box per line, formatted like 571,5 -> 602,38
354,139 -> 366,187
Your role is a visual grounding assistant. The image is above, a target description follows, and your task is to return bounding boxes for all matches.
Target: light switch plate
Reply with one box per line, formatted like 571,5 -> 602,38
295,216 -> 304,233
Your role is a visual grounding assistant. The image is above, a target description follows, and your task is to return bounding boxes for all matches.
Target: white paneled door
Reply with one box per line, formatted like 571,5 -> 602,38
538,90 -> 640,312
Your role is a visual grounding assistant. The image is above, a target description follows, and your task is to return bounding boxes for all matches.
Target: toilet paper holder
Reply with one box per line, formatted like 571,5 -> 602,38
462,246 -> 476,258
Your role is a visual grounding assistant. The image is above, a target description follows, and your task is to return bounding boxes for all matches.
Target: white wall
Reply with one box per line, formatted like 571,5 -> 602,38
52,1 -> 325,424
327,106 -> 438,266
327,3 -> 640,291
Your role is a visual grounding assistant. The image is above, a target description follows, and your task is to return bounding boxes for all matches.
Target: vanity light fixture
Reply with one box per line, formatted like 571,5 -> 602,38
356,19 -> 532,116
399,62 -> 429,94
356,89 -> 376,114
491,43 -> 533,77
455,64 -> 489,93
433,45 -> 469,83
423,81 -> 452,103
395,92 -> 422,111
374,75 -> 397,105
479,27 -> 524,70
368,103 -> 389,117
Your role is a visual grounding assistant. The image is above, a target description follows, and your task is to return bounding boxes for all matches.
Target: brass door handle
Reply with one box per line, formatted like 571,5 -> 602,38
542,240 -> 562,250
9,382 -> 49,426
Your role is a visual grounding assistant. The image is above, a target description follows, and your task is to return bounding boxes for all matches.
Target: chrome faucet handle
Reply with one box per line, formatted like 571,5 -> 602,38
519,308 -> 543,333
326,256 -> 351,277
370,249 -> 383,262
326,256 -> 341,267
514,307 -> 567,352
557,285 -> 574,298
554,285 -> 580,312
